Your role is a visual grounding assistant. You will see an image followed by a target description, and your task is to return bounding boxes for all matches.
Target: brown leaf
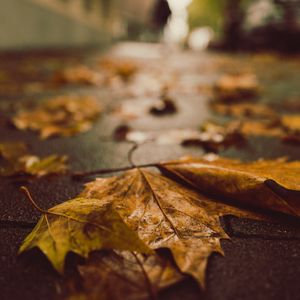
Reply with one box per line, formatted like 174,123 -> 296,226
159,156 -> 300,217
99,58 -> 138,82
13,96 -> 101,139
281,115 -> 300,133
114,123 -> 244,152
19,196 -> 151,273
214,73 -> 260,102
53,66 -> 102,86
282,134 -> 300,145
225,117 -> 300,143
205,120 -> 284,139
210,102 -> 276,119
279,97 -> 300,112
0,142 -> 28,162
0,142 -> 68,176
113,124 -> 132,141
238,120 -> 284,137
19,155 -> 68,177
149,98 -> 177,116
65,251 -> 183,300
187,121 -> 245,152
80,168 -> 262,286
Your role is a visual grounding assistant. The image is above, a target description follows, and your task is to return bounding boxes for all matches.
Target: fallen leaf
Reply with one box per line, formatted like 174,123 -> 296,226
13,96 -> 101,139
210,102 -> 276,118
113,124 -> 132,141
0,142 -> 28,161
205,119 -> 283,139
19,196 -> 151,273
149,98 -> 177,116
188,121 -> 244,152
117,122 -> 244,152
53,66 -> 102,86
0,142 -> 68,177
214,73 -> 259,102
149,87 -> 177,116
282,134 -> 300,145
80,168 -> 262,285
228,117 -> 300,142
159,156 -> 300,217
99,58 -> 138,82
65,250 -> 183,300
281,115 -> 300,133
238,120 -> 284,137
19,155 -> 68,177
279,97 -> 300,112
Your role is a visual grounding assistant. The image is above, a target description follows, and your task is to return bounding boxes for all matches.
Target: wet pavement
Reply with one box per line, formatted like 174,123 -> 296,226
0,43 -> 300,300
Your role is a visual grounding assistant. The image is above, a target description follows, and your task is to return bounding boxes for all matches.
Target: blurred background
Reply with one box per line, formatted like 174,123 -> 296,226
0,0 -> 299,52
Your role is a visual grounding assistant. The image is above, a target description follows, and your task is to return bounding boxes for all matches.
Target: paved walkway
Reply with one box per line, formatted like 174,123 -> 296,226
0,43 -> 300,300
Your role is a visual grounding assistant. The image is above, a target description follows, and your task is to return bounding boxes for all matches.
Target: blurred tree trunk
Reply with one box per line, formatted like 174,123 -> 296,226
223,0 -> 245,50
274,0 -> 299,30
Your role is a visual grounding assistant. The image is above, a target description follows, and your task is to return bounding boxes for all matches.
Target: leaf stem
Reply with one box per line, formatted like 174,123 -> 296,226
72,163 -> 159,179
20,186 -> 48,214
127,142 -> 138,168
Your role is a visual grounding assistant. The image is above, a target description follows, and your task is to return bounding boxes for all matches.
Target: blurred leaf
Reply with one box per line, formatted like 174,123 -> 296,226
210,102 -> 277,118
53,66 -> 102,86
281,115 -> 300,133
13,96 -> 102,139
214,73 -> 260,102
0,142 -> 28,161
0,142 -> 68,177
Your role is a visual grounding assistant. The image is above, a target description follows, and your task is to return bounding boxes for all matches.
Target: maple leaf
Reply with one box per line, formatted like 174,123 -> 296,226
159,156 -> 300,217
80,168 -> 261,286
19,190 -> 151,273
0,142 -> 68,176
13,96 -> 101,139
65,251 -> 183,300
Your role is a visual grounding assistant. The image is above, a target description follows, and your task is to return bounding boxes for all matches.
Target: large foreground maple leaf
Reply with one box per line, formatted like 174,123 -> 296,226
19,156 -> 300,294
20,168 -> 261,286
